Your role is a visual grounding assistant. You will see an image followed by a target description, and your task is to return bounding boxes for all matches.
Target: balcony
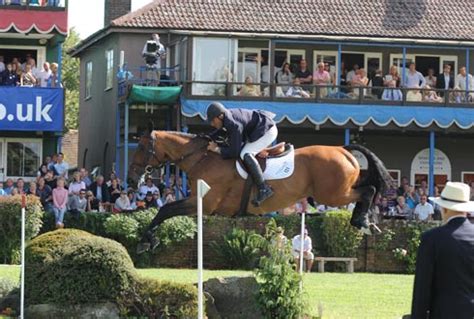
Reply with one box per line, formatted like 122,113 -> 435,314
0,0 -> 66,10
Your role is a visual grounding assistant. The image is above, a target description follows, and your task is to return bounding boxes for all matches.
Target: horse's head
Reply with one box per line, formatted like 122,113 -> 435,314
128,129 -> 209,186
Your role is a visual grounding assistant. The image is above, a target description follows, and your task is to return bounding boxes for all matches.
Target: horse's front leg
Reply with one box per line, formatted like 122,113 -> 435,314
137,197 -> 197,253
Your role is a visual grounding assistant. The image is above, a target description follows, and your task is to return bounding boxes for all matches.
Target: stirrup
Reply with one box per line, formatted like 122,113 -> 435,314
251,187 -> 274,207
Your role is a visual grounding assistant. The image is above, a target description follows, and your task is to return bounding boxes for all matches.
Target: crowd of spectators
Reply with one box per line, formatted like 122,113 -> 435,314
235,59 -> 474,103
0,54 -> 61,88
0,0 -> 63,6
0,152 -> 189,228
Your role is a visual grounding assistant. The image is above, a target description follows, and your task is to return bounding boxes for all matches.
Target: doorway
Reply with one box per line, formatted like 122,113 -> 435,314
342,53 -> 365,71
415,56 -> 440,76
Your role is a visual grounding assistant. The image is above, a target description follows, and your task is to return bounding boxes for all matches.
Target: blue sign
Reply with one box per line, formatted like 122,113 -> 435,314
0,87 -> 64,132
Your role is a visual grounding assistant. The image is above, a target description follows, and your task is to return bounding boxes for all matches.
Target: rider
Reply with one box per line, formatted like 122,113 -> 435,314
206,102 -> 277,207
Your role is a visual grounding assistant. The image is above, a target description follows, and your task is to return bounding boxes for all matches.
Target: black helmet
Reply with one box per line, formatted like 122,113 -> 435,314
206,102 -> 226,123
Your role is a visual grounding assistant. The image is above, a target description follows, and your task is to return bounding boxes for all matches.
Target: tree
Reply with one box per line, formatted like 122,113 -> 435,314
62,28 -> 81,130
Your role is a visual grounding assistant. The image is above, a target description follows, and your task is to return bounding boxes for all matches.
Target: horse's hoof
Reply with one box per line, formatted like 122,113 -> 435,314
360,227 -> 372,236
136,242 -> 151,254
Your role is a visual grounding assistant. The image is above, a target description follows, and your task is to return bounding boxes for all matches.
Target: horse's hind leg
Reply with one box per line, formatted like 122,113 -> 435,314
137,197 -> 197,253
350,185 -> 377,234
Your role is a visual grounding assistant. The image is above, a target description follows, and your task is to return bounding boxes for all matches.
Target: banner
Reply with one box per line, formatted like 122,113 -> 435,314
0,87 -> 64,132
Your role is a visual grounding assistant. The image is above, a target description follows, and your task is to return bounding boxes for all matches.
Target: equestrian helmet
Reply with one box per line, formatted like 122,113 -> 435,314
206,102 -> 226,122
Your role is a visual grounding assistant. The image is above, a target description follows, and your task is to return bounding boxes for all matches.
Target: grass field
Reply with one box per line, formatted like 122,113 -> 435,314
1,266 -> 413,319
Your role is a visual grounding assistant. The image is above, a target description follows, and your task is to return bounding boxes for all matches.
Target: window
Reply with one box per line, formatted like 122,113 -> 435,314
387,169 -> 401,187
5,139 -> 42,178
85,61 -> 93,99
105,49 -> 114,90
461,172 -> 474,184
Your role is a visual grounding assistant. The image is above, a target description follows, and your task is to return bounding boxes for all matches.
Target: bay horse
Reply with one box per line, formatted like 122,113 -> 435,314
129,130 -> 392,251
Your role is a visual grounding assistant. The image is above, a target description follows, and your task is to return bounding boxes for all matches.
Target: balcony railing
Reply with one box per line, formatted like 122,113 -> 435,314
183,81 -> 474,108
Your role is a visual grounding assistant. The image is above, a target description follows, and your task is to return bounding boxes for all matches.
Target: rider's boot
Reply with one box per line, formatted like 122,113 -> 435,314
136,230 -> 160,254
243,153 -> 274,207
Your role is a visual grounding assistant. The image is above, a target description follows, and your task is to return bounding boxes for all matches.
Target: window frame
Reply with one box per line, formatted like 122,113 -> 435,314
85,61 -> 93,99
105,49 -> 114,91
2,138 -> 43,181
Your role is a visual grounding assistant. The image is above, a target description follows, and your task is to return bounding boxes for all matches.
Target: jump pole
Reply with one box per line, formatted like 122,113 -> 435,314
197,179 -> 211,319
299,211 -> 306,292
20,194 -> 26,319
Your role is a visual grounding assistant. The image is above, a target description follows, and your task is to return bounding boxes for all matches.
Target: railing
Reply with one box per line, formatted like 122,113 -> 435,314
182,81 -> 474,107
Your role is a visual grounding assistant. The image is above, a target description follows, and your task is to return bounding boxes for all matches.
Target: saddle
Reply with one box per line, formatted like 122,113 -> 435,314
243,142 -> 292,172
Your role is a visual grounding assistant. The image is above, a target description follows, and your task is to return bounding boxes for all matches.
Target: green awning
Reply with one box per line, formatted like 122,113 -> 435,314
127,85 -> 182,105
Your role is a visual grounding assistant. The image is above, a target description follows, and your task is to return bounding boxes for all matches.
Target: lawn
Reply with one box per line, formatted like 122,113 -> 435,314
1,266 -> 413,319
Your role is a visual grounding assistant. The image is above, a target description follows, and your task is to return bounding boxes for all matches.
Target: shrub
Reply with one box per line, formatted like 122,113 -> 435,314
211,228 -> 264,270
0,279 -> 17,300
156,215 -> 198,248
104,214 -> 140,241
255,219 -> 306,319
40,211 -> 110,236
118,277 -> 198,319
321,210 -> 363,258
25,229 -> 137,305
0,195 -> 44,264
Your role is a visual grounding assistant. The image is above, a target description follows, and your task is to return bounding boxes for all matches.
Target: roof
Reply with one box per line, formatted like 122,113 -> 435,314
111,0 -> 474,41
181,98 -> 474,130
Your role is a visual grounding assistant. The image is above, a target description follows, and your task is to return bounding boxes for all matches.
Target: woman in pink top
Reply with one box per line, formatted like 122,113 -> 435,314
52,177 -> 68,228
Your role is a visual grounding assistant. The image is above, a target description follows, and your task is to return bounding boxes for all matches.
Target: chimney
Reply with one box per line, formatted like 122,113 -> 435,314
104,0 -> 132,26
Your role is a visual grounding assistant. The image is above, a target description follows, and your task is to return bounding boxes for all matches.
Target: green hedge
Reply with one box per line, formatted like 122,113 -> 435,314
25,229 -> 137,305
0,195 -> 44,264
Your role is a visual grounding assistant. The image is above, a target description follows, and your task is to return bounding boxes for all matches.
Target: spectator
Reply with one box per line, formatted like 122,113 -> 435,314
16,178 -> 27,194
28,58 -> 40,78
292,229 -> 314,272
414,195 -> 434,221
424,67 -> 437,87
378,196 -> 390,216
153,191 -> 164,208
86,191 -> 100,212
48,63 -> 61,88
419,180 -> 428,195
313,61 -> 331,98
294,59 -> 312,85
52,177 -> 68,228
68,171 -> 85,195
0,56 -> 4,74
36,177 -> 53,212
89,175 -> 110,206
10,188 -> 19,196
28,182 -> 37,196
260,56 -> 279,84
106,172 -> 120,187
384,65 -> 401,88
68,189 -> 87,218
80,168 -> 92,188
351,68 -> 369,97
272,226 -> 288,250
0,183 -> 5,196
163,187 -> 175,204
37,163 -> 49,179
454,66 -> 474,102
406,85 -> 422,102
20,64 -> 36,87
4,178 -> 14,195
346,64 -> 359,86
382,80 -> 403,101
37,62 -> 51,87
370,69 -> 384,99
405,63 -> 426,88
423,85 -> 443,103
396,196 -> 413,219
2,63 -> 18,86
397,176 -> 410,196
127,190 -> 138,210
108,178 -> 123,204
138,177 -> 160,200
276,62 -> 293,94
405,186 -> 418,210
53,152 -> 69,179
436,64 -> 454,97
114,190 -> 132,212
339,61 -> 348,91
144,191 -> 158,208
44,170 -> 57,189
286,78 -> 310,98
239,76 -> 261,97
48,153 -> 57,171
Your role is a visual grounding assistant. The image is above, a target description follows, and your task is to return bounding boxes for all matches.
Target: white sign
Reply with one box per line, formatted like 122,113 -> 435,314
351,150 -> 368,170
410,148 -> 451,183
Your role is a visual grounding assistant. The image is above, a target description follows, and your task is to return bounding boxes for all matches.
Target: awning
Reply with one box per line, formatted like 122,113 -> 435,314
181,98 -> 474,130
127,85 -> 182,105
0,9 -> 67,35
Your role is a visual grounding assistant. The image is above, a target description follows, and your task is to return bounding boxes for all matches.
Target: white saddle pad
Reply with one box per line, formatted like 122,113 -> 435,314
236,145 -> 295,180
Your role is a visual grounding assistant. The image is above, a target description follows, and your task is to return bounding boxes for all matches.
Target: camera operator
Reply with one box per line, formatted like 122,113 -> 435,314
142,34 -> 166,85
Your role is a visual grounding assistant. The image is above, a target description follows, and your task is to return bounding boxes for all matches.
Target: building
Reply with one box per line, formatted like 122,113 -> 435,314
70,0 -> 474,195
0,0 -> 67,181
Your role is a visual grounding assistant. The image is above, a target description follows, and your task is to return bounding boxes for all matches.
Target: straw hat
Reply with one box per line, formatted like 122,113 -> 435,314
429,182 -> 474,212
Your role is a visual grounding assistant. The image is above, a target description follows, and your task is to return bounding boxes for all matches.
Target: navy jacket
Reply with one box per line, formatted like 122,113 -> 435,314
411,217 -> 474,319
210,108 -> 275,159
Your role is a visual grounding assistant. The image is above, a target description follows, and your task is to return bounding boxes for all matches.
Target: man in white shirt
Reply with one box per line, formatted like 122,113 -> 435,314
138,177 -> 160,200
292,229 -> 314,272
405,63 -> 426,88
414,195 -> 434,221
53,152 -> 69,179
37,62 -> 52,87
346,64 -> 359,86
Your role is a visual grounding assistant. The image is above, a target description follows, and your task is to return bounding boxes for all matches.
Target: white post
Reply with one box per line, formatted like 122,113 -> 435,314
20,194 -> 26,319
119,50 -> 125,68
299,211 -> 306,292
197,179 -> 211,319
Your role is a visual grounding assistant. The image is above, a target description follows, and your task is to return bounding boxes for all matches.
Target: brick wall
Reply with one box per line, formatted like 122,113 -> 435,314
62,129 -> 79,169
153,216 -> 440,273
104,0 -> 132,26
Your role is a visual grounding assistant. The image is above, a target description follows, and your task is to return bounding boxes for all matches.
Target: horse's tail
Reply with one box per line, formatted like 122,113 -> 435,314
344,144 -> 393,196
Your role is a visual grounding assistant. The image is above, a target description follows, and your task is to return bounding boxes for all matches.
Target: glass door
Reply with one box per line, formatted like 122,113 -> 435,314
237,49 -> 261,83
365,53 -> 382,81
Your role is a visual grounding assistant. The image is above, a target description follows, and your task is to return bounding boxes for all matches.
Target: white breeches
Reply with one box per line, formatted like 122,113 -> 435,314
240,125 -> 278,160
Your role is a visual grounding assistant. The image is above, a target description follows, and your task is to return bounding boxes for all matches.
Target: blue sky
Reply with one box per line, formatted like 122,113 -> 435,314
68,0 -> 153,39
